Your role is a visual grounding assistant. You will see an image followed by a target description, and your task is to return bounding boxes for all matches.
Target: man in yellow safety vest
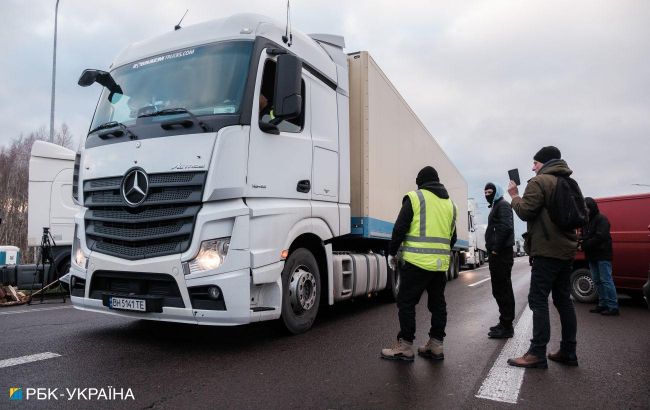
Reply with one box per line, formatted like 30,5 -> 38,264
381,166 -> 457,362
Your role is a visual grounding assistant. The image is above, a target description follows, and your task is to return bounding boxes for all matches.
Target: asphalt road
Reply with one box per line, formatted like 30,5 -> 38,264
1,257 -> 648,409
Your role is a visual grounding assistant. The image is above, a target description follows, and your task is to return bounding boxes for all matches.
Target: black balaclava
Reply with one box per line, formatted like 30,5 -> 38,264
484,182 -> 496,206
585,197 -> 599,218
416,166 -> 439,187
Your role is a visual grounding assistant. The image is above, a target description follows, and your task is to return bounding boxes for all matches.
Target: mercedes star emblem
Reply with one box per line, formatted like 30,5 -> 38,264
121,168 -> 149,206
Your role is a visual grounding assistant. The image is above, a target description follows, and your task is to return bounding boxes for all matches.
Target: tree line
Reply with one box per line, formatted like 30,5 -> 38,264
0,125 -> 74,262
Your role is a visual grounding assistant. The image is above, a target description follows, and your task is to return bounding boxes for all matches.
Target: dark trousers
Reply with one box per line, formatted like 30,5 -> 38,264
488,251 -> 515,327
528,256 -> 577,357
396,261 -> 447,342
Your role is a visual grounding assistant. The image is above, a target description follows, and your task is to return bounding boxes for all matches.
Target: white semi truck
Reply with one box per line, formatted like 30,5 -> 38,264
463,199 -> 487,268
27,141 -> 80,283
69,14 -> 468,333
0,141 -> 79,290
28,141 -> 80,276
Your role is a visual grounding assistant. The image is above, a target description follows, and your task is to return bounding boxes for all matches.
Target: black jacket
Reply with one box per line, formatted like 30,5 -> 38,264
389,182 -> 457,256
581,199 -> 612,261
485,197 -> 515,253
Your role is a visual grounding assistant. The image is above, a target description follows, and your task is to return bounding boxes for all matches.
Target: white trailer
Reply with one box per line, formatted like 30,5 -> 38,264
28,141 -> 80,274
349,52 -> 468,280
69,14 -> 468,333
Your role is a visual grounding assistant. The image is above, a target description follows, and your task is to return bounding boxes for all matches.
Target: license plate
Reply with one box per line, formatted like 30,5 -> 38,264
109,297 -> 146,312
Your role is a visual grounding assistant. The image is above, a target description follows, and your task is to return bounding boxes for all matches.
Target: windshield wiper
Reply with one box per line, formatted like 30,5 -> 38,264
138,108 -> 211,132
88,121 -> 138,140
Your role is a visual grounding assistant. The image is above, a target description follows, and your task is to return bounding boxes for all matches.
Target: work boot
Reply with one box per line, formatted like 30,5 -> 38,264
507,352 -> 548,369
548,350 -> 578,366
381,339 -> 414,362
488,324 -> 514,339
589,306 -> 606,313
489,322 -> 502,332
600,308 -> 620,316
417,338 -> 444,360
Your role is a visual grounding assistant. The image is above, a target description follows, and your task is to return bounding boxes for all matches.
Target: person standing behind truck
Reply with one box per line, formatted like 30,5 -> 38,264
506,146 -> 579,368
484,182 -> 516,338
582,197 -> 619,316
381,166 -> 457,362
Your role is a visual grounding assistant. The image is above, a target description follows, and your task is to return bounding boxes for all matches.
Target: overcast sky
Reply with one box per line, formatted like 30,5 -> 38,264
2,0 -> 649,230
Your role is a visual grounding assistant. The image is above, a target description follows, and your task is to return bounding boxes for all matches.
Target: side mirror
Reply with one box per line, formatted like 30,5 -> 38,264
273,54 -> 302,120
78,69 -> 123,101
78,69 -> 102,87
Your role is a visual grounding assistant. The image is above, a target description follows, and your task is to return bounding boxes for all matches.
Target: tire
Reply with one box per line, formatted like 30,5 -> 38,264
57,258 -> 71,280
280,248 -> 321,334
388,264 -> 401,301
453,252 -> 460,279
570,268 -> 598,303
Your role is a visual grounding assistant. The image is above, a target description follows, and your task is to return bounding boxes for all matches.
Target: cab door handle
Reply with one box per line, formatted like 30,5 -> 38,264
297,180 -> 311,193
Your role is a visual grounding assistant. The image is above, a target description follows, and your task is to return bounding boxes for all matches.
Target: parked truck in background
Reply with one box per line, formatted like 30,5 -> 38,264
0,141 -> 79,290
69,13 -> 468,333
571,193 -> 650,303
28,140 -> 80,277
463,199 -> 486,268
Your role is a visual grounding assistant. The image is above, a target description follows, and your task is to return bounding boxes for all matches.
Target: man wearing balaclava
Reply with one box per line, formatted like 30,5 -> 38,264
506,146 -> 579,369
483,182 -> 515,338
381,166 -> 457,362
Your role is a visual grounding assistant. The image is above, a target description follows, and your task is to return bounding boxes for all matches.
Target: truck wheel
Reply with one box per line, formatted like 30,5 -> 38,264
280,248 -> 321,334
570,268 -> 598,303
58,258 -> 71,293
453,252 -> 460,279
390,265 -> 401,300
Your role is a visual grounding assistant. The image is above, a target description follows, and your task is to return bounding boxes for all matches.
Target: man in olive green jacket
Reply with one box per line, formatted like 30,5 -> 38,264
506,146 -> 579,369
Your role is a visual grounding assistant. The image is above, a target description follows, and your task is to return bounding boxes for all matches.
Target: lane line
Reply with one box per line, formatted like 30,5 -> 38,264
475,305 -> 533,404
468,277 -> 491,287
462,266 -> 489,273
0,306 -> 72,316
0,352 -> 61,369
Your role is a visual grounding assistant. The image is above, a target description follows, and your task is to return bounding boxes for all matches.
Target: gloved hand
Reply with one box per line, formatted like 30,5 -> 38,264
388,255 -> 398,271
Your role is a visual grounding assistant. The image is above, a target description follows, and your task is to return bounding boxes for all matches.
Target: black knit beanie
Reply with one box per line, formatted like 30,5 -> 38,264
533,146 -> 561,163
416,166 -> 439,186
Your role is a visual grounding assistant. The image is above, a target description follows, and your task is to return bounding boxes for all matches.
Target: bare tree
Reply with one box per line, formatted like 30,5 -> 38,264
0,124 -> 74,262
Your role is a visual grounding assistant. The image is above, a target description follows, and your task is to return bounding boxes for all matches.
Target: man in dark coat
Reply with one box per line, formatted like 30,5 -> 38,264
582,197 -> 619,315
484,182 -> 515,338
506,146 -> 579,368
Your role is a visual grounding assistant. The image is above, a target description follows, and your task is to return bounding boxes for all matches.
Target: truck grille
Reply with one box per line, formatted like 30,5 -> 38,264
83,171 -> 206,260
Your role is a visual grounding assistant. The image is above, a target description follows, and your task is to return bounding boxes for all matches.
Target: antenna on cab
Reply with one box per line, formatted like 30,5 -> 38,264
281,0 -> 293,47
175,9 -> 189,31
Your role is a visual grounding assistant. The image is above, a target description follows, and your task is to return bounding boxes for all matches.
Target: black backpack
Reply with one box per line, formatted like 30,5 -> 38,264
548,176 -> 587,229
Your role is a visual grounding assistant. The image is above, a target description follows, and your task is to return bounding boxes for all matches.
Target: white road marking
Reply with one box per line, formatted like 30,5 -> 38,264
0,305 -> 72,315
462,266 -> 489,273
468,277 -> 491,287
0,352 -> 61,369
475,306 -> 534,404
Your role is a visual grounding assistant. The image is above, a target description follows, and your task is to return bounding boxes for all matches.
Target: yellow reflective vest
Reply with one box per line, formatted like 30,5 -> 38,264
401,190 -> 457,272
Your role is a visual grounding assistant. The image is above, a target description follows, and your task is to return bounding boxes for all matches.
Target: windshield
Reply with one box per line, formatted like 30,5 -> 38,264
90,41 -> 253,131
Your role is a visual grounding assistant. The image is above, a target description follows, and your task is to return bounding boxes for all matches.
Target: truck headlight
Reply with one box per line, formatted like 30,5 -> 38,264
187,238 -> 230,275
73,235 -> 88,269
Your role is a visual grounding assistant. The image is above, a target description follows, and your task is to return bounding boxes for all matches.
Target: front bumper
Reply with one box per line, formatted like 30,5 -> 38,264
69,258 -> 252,326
